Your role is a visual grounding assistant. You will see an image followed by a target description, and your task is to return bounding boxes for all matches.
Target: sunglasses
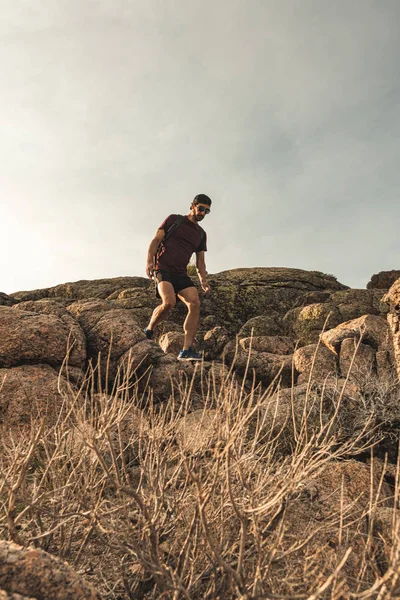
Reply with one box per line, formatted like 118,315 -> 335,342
196,205 -> 211,214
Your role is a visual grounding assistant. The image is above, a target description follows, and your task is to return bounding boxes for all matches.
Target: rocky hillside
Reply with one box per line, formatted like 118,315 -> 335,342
0,267 -> 397,411
0,267 -> 400,599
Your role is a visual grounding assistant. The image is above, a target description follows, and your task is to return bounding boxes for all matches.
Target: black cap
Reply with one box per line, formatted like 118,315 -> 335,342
193,194 -> 212,206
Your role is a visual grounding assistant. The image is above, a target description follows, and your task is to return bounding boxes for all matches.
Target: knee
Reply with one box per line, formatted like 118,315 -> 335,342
162,299 -> 176,312
188,298 -> 200,311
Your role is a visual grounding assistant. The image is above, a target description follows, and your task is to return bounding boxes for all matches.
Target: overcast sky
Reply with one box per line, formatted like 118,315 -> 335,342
1,0 -> 399,294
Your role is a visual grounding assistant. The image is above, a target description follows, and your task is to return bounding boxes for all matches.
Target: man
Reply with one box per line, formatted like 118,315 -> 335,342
144,194 -> 211,360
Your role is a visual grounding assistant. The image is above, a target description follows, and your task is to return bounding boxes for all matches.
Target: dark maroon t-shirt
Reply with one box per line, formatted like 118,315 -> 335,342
156,214 -> 207,275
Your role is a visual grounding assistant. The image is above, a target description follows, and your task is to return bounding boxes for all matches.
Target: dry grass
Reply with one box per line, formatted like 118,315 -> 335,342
0,347 -> 399,599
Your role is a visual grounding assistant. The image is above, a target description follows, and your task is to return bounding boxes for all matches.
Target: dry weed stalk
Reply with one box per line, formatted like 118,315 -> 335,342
0,341 -> 399,599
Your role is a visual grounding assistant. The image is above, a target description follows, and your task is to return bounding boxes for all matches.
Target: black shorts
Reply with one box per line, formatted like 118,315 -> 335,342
155,270 -> 195,299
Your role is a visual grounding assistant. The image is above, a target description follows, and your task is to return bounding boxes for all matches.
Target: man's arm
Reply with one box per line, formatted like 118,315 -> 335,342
146,229 -> 165,278
196,251 -> 211,293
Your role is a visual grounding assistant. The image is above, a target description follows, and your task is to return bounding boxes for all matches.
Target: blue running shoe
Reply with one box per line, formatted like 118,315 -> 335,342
177,347 -> 202,361
143,328 -> 154,340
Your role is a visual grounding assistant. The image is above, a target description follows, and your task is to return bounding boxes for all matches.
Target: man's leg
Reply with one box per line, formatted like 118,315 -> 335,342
177,286 -> 201,350
146,281 -> 176,332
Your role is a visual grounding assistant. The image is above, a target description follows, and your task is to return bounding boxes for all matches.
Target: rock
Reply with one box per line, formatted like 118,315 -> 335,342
148,354 -> 194,399
67,300 -> 146,378
0,293 -> 17,307
367,270 -> 400,289
201,315 -> 220,329
59,365 -> 86,387
13,300 -> 87,368
67,299 -> 117,331
239,335 -> 294,355
249,379 -> 368,452
9,289 -> 50,302
198,361 -> 232,390
0,307 -> 86,369
320,315 -> 389,354
119,340 -> 164,376
107,285 -> 154,307
108,286 -> 155,326
106,279 -> 152,298
238,314 -> 283,338
0,364 -> 67,427
84,309 -> 146,379
292,290 -> 332,307
339,339 -> 376,379
0,540 -> 101,599
330,288 -> 389,321
11,277 -> 149,303
202,326 -> 230,360
120,344 -> 193,401
201,267 -> 347,331
293,343 -> 337,383
222,340 -> 293,387
283,302 -> 342,346
15,299 -> 71,312
159,332 -> 185,355
51,276 -> 148,300
383,278 -> 400,380
376,348 -> 393,378
10,269 -> 348,337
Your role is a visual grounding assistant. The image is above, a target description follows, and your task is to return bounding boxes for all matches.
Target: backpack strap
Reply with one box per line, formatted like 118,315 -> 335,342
159,214 -> 205,262
163,214 -> 185,243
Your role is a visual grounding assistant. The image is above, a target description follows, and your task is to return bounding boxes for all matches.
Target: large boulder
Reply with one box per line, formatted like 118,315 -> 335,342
238,314 -> 283,338
0,293 -> 16,307
106,286 -> 155,326
293,343 -> 338,384
320,315 -> 389,354
11,276 -> 149,302
158,331 -> 185,355
202,326 -> 230,360
14,299 -> 70,312
283,303 -> 342,345
67,299 -> 118,331
67,300 -> 149,379
200,268 -> 347,331
0,541 -> 101,599
283,290 -> 388,346
222,340 -> 293,387
383,277 -> 400,380
239,335 -> 294,355
249,380 -> 365,452
119,343 -> 193,401
0,364 -> 67,427
329,288 -> 388,321
85,309 -> 144,361
0,307 -> 86,369
367,270 -> 400,289
12,300 -> 86,368
339,339 -> 376,379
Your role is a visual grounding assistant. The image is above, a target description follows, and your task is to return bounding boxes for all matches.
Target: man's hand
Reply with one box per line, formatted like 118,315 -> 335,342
200,278 -> 211,294
146,261 -> 154,279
